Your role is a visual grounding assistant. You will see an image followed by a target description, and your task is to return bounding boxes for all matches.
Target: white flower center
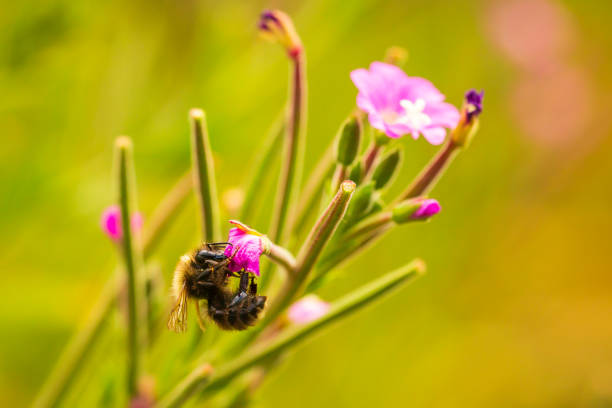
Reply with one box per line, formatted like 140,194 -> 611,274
395,98 -> 431,129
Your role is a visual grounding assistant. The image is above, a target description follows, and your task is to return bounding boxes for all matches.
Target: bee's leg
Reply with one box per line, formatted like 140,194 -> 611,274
249,276 -> 258,296
229,273 -> 249,307
194,300 -> 207,332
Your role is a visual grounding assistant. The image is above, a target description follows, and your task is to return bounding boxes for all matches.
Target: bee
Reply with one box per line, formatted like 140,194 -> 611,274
167,242 -> 267,332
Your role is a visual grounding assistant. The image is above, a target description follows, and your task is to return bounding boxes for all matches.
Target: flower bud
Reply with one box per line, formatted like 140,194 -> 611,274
371,148 -> 402,190
345,182 -> 375,221
258,10 -> 303,59
383,46 -> 409,67
391,198 -> 441,224
348,161 -> 363,185
100,205 -> 143,242
335,115 -> 362,166
451,89 -> 484,147
287,294 -> 330,325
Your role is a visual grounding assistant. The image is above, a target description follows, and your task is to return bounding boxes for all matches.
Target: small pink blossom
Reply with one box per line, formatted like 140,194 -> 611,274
350,62 -> 459,145
287,295 -> 330,324
100,205 -> 143,242
411,199 -> 441,220
224,220 -> 268,276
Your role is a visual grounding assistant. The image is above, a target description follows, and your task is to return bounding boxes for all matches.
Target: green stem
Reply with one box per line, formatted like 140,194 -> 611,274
116,136 -> 144,397
190,109 -> 221,241
156,259 -> 425,408
265,242 -> 297,273
33,170 -> 192,408
269,52 -> 307,245
394,139 -> 460,204
343,211 -> 392,242
240,115 -> 285,224
264,180 -> 355,327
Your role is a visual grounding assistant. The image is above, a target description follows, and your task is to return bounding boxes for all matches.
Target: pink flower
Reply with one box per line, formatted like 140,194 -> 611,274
411,199 -> 441,220
100,205 -> 143,242
224,220 -> 269,276
287,295 -> 330,324
350,62 -> 460,145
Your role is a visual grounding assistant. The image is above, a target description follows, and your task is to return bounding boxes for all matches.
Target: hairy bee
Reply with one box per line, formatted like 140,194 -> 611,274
167,242 -> 267,332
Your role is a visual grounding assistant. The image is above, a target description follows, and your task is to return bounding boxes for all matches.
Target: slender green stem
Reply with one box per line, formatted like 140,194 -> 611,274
142,171 -> 192,258
190,109 -> 221,241
265,242 -> 297,273
33,170 -> 192,408
157,363 -> 214,408
394,140 -> 460,204
32,277 -> 117,408
313,223 -> 392,288
331,164 -> 347,193
264,180 -> 355,327
362,143 -> 381,178
269,52 -> 307,245
240,115 -> 285,224
343,211 -> 392,242
115,136 -> 144,397
156,259 -> 425,408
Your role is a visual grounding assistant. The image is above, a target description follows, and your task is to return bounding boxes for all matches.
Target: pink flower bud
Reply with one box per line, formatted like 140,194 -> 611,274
411,199 -> 441,220
100,205 -> 143,242
287,295 -> 330,325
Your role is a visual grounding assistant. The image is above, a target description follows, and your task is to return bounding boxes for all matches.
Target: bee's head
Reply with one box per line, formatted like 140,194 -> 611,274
194,248 -> 227,266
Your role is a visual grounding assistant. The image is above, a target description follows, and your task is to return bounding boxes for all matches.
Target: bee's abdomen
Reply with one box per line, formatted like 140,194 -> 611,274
208,296 -> 266,331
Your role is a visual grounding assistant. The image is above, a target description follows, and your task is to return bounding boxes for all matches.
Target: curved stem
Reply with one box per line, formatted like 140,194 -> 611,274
266,242 -> 297,273
269,52 -> 307,245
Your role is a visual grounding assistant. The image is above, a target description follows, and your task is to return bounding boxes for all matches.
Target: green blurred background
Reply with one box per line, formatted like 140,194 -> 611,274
2,0 -> 612,406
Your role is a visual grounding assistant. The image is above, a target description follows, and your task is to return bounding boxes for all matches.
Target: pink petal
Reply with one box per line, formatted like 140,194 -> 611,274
424,102 -> 461,129
224,225 -> 264,276
399,77 -> 446,104
421,127 -> 447,145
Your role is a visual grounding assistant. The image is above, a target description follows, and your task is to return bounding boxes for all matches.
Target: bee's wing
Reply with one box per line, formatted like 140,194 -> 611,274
167,288 -> 188,332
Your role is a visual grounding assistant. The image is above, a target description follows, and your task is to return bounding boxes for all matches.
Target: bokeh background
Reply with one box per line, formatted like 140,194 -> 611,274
2,0 -> 612,406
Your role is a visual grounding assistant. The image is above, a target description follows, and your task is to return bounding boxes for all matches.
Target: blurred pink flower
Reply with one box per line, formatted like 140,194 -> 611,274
287,294 -> 330,324
100,205 -> 143,242
224,220 -> 268,276
486,0 -> 573,74
350,62 -> 459,145
510,66 -> 592,148
411,199 -> 441,220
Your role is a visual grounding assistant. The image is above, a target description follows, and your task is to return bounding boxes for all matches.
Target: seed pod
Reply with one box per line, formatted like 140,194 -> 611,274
371,148 -> 402,190
335,115 -> 362,166
345,182 -> 375,221
348,161 -> 363,185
